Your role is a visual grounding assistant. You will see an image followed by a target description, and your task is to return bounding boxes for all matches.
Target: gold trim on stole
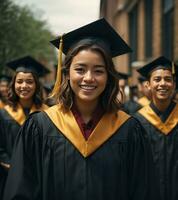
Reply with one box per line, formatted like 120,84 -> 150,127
137,96 -> 150,107
45,105 -> 130,158
4,103 -> 48,125
138,104 -> 178,135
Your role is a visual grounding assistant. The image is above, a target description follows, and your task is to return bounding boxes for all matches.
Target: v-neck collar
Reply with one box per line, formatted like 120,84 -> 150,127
44,104 -> 130,157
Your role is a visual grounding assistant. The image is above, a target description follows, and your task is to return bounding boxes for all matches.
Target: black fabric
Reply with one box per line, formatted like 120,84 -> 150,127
123,100 -> 142,115
50,18 -> 132,57
149,101 -> 176,122
137,56 -> 174,78
0,109 -> 21,199
135,110 -> 178,200
6,56 -> 50,77
3,111 -> 159,200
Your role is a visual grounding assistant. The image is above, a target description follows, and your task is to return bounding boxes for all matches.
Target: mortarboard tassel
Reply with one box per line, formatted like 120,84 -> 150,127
172,61 -> 175,75
50,35 -> 63,98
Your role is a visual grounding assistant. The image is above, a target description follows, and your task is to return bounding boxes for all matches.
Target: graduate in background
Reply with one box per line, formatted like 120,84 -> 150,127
4,19 -> 159,200
0,56 -> 49,199
42,82 -> 56,106
117,72 -> 142,115
137,75 -> 151,107
135,56 -> 178,200
117,71 -> 130,102
0,75 -> 11,109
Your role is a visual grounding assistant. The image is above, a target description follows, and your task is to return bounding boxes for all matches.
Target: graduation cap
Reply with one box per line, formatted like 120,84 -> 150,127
137,76 -> 147,83
117,72 -> 130,80
43,83 -> 54,93
137,56 -> 175,78
0,74 -> 12,83
51,18 -> 132,57
50,18 -> 132,97
6,56 -> 50,77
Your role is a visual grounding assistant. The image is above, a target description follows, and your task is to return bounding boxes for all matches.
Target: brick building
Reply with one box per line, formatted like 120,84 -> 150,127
100,0 -> 178,84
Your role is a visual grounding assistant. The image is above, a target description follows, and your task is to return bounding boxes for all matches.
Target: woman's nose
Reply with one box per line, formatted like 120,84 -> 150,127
83,71 -> 94,81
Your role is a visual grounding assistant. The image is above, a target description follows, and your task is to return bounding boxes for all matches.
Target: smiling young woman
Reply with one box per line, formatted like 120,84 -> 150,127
3,19 -> 159,200
0,56 -> 49,199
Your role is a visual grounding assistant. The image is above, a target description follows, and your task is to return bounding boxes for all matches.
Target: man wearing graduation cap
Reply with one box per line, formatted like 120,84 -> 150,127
0,75 -> 11,109
135,56 -> 178,200
4,18 -> 158,200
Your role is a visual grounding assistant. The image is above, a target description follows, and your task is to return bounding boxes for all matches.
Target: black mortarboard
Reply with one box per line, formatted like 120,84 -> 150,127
117,72 -> 130,80
6,56 -> 50,77
0,74 -> 12,83
137,76 -> 147,83
137,56 -> 175,78
50,18 -> 132,57
43,83 -> 54,93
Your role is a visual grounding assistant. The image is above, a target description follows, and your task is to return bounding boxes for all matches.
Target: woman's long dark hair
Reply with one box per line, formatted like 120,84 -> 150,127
8,72 -> 43,111
57,38 -> 123,113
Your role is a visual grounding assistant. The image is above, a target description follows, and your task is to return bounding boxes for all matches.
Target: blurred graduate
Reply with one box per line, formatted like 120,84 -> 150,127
0,75 -> 11,109
0,56 -> 49,199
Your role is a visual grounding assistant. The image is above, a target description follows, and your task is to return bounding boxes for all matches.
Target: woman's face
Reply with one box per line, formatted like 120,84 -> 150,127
69,49 -> 108,106
15,72 -> 36,100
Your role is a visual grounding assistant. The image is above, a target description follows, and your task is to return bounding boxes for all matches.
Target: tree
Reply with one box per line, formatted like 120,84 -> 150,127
0,0 -> 57,72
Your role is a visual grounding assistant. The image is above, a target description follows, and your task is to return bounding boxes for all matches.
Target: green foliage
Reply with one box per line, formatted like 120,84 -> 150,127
0,0 -> 57,72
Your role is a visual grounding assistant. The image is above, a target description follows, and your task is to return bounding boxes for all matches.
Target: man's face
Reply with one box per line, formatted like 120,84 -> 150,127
148,69 -> 175,103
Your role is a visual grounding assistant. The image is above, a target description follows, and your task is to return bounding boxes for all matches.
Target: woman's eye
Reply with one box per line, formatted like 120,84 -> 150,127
75,68 -> 84,73
26,80 -> 34,84
95,70 -> 104,74
16,80 -> 23,84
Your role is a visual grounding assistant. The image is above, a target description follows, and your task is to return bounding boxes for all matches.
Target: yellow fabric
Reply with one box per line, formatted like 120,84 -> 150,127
137,96 -> 150,107
0,100 -> 5,109
45,104 -> 130,157
4,103 -> 48,125
138,104 -> 178,135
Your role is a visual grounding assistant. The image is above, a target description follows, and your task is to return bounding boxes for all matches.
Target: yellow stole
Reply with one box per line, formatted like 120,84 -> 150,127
4,103 -> 48,125
137,96 -> 150,107
45,105 -> 130,157
138,104 -> 178,135
0,100 -> 5,109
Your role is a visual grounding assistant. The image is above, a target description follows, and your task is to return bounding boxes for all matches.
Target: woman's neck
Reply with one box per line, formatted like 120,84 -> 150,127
74,99 -> 98,123
19,98 -> 33,109
152,98 -> 171,112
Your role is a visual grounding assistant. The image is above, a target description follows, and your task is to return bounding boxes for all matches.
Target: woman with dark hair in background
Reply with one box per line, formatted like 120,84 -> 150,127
0,56 -> 49,199
0,75 -> 11,109
4,19 -> 159,200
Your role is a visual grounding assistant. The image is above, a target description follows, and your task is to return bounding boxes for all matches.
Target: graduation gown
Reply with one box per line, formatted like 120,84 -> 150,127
137,96 -> 150,107
123,100 -> 142,115
0,103 -> 48,199
134,102 -> 178,200
4,104 -> 159,200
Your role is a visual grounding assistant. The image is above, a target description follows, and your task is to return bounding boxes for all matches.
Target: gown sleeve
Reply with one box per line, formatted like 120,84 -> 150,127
127,118 -> 160,200
3,114 -> 42,200
0,112 -> 10,164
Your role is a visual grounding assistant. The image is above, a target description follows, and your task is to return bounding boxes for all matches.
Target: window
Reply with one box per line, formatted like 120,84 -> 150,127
129,4 -> 138,64
162,0 -> 174,59
144,0 -> 153,58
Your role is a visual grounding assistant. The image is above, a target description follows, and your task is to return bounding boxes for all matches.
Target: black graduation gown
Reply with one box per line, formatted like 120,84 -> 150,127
0,104 -> 48,199
3,105 -> 159,200
123,100 -> 142,115
0,109 -> 20,199
134,102 -> 178,200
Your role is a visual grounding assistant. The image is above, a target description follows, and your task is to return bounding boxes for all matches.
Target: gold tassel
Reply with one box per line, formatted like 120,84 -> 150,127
50,35 -> 63,98
172,61 -> 175,74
